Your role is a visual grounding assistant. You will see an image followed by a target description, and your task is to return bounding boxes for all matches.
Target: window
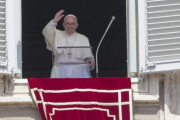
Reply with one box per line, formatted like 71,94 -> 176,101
0,0 -> 22,77
128,0 -> 180,76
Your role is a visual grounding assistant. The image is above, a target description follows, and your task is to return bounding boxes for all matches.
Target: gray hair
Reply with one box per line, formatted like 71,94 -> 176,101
64,14 -> 77,23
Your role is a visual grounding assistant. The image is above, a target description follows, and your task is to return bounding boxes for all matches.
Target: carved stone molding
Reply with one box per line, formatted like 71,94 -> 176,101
0,79 -> 33,105
132,73 -> 160,103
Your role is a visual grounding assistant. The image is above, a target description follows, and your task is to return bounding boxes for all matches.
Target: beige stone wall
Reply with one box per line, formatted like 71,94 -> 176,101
132,73 -> 161,120
1,72 -> 180,120
132,71 -> 180,120
0,105 -> 41,120
164,71 -> 180,120
0,78 -> 41,120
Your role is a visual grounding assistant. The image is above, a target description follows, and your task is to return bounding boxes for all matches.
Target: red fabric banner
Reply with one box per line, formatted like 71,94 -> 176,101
28,77 -> 132,120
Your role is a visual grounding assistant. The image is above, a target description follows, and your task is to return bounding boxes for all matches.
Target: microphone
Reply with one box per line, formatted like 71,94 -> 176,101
96,16 -> 116,77
112,16 -> 116,20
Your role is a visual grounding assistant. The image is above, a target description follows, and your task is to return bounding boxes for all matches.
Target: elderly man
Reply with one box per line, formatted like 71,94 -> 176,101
42,10 -> 94,78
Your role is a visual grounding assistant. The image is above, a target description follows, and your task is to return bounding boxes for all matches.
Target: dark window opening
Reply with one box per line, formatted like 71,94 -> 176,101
22,0 -> 127,78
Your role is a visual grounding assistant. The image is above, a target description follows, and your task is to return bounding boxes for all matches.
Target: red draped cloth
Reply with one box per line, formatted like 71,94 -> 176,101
28,77 -> 132,120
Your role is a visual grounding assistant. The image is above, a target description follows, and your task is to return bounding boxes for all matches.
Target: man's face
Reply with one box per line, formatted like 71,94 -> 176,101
63,16 -> 78,35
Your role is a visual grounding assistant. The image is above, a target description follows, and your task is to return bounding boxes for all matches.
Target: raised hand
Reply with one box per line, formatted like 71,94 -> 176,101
53,10 -> 65,23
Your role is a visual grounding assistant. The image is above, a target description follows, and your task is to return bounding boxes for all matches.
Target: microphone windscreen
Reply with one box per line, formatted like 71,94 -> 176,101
112,16 -> 116,20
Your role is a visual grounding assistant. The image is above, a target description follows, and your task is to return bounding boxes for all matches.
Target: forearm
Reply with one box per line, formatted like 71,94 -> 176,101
42,20 -> 57,40
42,20 -> 58,50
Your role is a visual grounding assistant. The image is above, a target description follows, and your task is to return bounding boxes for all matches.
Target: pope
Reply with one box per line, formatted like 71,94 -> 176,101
42,10 -> 95,78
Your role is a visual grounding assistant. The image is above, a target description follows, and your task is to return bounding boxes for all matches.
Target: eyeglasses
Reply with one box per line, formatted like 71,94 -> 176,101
64,23 -> 77,26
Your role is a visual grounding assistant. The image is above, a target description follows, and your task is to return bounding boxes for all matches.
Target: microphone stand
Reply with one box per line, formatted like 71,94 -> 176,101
96,16 -> 116,77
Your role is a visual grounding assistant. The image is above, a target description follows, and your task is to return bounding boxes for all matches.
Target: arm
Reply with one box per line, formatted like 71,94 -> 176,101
42,10 -> 65,50
83,37 -> 95,70
85,58 -> 95,70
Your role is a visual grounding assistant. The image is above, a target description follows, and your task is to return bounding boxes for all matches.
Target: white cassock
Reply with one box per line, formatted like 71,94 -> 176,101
42,20 -> 94,78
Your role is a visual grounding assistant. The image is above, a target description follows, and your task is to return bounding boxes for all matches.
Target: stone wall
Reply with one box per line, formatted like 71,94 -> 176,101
0,105 -> 41,120
132,71 -> 180,120
0,79 -> 41,120
1,72 -> 180,120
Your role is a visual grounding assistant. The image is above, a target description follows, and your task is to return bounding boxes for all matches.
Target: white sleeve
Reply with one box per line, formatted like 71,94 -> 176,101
42,20 -> 56,51
51,20 -> 58,27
